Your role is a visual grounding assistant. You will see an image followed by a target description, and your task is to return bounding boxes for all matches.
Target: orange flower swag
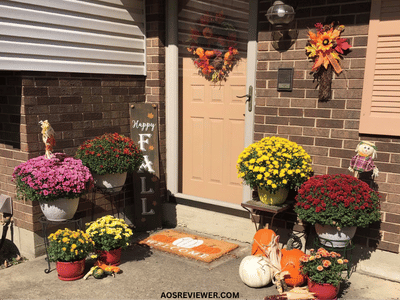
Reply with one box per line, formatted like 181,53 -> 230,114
305,22 -> 351,101
187,12 -> 240,82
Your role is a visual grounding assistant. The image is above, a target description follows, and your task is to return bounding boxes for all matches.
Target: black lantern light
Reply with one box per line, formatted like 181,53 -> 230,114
265,1 -> 295,26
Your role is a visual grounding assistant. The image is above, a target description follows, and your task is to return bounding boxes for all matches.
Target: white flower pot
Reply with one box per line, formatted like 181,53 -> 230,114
92,172 -> 127,192
315,224 -> 357,248
40,197 -> 79,221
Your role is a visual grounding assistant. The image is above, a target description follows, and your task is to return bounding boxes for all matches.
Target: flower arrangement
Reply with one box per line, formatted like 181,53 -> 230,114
75,132 -> 143,175
236,136 -> 313,193
86,215 -> 133,251
294,174 -> 381,229
12,153 -> 93,202
47,228 -> 94,262
300,248 -> 348,286
186,11 -> 240,82
305,22 -> 352,101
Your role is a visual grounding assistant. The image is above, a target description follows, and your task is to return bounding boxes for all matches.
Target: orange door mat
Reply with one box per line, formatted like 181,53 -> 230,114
139,230 -> 239,263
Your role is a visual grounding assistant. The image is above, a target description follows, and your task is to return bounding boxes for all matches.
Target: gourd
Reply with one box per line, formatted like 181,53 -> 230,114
93,267 -> 105,279
239,255 -> 272,288
252,228 -> 277,256
280,248 -> 306,287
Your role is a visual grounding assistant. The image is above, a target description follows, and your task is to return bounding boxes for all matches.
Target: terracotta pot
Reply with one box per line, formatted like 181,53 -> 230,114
56,259 -> 85,281
96,248 -> 122,266
308,278 -> 340,300
315,224 -> 357,248
40,197 -> 79,221
93,172 -> 127,192
258,187 -> 288,206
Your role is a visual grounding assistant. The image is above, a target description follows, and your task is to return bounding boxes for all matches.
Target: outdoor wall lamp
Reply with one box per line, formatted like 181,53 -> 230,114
265,1 -> 295,26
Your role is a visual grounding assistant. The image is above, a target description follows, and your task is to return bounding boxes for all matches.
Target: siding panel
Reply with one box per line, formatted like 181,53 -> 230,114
0,0 -> 146,75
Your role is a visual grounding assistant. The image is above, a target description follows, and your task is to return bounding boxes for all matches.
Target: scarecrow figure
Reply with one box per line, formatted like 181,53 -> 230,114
39,120 -> 56,159
348,141 -> 379,178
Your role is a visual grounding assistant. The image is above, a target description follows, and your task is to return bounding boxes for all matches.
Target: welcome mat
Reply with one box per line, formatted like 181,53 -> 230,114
139,230 -> 239,263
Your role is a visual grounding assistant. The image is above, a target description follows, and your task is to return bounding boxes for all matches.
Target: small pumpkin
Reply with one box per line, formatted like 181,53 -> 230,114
239,255 -> 272,288
280,248 -> 306,287
205,50 -> 215,58
252,228 -> 277,256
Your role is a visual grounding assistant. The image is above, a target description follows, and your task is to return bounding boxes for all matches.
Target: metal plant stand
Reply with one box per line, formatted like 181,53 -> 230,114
89,184 -> 128,221
39,216 -> 82,273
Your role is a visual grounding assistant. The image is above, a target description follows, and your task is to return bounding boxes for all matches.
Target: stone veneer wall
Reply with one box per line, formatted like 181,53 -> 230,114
256,0 -> 400,253
0,0 -> 166,258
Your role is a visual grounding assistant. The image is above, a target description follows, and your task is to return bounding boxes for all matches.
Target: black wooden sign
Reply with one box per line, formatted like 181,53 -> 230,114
129,103 -> 162,231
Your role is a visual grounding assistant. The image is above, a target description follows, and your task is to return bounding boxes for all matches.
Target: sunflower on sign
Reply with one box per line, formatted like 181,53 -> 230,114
187,11 -> 240,83
305,22 -> 351,101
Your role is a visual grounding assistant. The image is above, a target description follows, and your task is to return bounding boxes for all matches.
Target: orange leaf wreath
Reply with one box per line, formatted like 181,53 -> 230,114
305,22 -> 351,101
187,11 -> 240,83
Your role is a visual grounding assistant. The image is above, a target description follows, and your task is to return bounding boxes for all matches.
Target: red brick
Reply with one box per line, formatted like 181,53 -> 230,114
277,126 -> 302,135
290,135 -> 314,146
316,119 -> 344,129
303,127 -> 330,137
279,108 -> 303,117
315,138 -> 343,148
375,240 -> 399,253
304,109 -> 331,118
386,213 -> 400,224
331,129 -> 359,139
313,156 -> 341,167
290,117 -> 315,127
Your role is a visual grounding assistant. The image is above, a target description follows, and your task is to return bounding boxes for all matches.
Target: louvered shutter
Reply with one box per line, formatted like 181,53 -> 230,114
359,0 -> 400,136
0,0 -> 146,75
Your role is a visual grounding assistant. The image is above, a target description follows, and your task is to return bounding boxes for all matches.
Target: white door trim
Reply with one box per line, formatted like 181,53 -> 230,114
165,0 -> 179,195
165,1 -> 258,208
242,0 -> 258,204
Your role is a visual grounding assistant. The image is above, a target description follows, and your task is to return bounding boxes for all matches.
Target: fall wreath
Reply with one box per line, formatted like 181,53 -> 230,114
187,12 -> 240,82
305,22 -> 352,101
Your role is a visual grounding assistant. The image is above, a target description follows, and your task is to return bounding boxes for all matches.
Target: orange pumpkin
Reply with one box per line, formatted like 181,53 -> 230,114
205,50 -> 215,58
280,248 -> 306,287
251,228 -> 277,256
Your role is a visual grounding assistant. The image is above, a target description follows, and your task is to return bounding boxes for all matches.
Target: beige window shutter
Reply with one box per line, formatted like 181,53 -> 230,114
359,0 -> 400,136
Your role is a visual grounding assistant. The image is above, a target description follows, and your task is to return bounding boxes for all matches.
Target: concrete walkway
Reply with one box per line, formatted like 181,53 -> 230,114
1,228 -> 400,300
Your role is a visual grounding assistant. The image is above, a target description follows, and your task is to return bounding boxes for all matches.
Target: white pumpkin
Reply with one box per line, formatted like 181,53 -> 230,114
239,255 -> 272,288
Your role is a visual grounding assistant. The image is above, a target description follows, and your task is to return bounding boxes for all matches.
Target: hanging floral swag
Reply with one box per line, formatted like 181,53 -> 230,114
305,22 -> 352,101
187,11 -> 240,82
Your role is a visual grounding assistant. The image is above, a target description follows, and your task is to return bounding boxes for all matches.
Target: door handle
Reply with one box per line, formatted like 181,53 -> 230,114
236,85 -> 253,112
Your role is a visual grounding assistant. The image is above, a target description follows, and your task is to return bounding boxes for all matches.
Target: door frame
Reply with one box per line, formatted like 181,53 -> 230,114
165,0 -> 258,209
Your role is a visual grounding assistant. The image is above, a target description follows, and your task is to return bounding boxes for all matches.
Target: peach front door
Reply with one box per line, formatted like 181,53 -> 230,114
181,59 -> 247,204
179,1 -> 249,205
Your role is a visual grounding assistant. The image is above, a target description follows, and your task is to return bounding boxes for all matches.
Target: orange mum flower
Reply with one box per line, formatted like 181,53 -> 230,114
317,265 -> 324,271
323,260 -> 331,268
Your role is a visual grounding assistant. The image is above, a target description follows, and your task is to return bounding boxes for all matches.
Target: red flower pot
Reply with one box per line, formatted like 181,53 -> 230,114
97,248 -> 122,266
308,278 -> 340,300
56,259 -> 85,281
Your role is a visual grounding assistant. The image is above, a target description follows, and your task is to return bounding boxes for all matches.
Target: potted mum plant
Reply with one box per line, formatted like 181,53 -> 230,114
237,136 -> 314,205
75,132 -> 143,192
300,248 -> 348,300
47,228 -> 94,281
12,153 -> 93,221
294,174 -> 381,247
86,215 -> 133,266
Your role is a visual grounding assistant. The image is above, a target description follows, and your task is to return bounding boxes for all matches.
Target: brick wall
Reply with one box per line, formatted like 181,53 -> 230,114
0,71 -> 146,232
0,0 -> 166,242
257,0 -> 400,253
